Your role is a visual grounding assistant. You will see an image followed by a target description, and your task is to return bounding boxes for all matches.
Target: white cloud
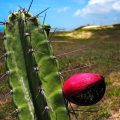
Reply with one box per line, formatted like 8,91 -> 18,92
113,1 -> 120,11
74,0 -> 120,16
57,7 -> 70,13
74,9 -> 81,16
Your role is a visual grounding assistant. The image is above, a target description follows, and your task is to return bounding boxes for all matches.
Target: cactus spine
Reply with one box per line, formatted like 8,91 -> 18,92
3,9 -> 69,120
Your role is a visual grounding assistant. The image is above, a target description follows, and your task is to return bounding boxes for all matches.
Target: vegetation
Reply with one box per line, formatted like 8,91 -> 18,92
0,8 -> 68,120
52,25 -> 120,120
0,25 -> 120,120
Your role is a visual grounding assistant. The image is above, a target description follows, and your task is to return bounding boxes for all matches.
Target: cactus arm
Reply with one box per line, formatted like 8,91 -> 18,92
4,17 -> 35,120
18,13 -> 51,120
29,18 -> 69,120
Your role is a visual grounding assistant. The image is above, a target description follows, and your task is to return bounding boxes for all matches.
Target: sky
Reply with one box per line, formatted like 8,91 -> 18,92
0,0 -> 120,29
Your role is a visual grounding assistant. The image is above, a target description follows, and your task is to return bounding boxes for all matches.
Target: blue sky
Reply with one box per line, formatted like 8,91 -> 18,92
0,0 -> 120,29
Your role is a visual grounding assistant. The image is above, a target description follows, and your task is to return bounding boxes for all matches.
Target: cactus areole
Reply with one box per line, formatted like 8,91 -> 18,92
62,73 -> 106,106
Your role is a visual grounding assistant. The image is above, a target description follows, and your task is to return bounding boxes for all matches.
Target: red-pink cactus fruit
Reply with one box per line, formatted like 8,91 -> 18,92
62,73 -> 106,106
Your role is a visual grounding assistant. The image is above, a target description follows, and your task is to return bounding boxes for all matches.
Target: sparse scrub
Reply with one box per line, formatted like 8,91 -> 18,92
52,27 -> 120,120
0,9 -> 120,120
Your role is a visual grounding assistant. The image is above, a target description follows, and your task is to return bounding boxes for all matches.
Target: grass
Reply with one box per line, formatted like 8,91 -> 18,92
52,26 -> 120,120
0,25 -> 120,120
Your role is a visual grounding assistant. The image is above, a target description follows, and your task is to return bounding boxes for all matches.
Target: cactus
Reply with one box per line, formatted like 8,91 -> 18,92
3,7 -> 69,120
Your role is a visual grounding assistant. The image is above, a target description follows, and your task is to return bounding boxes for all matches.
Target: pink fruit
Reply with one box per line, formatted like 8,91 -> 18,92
62,73 -> 106,106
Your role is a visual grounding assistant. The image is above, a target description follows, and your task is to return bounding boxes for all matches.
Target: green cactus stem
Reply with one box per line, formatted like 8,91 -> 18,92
3,8 -> 69,120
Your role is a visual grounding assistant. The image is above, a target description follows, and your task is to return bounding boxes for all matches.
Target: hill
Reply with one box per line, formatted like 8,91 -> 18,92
54,25 -> 120,40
